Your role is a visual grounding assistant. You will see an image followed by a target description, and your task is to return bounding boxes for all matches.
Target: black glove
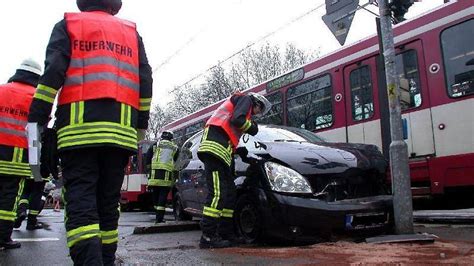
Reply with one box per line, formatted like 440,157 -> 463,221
246,121 -> 258,136
235,147 -> 248,159
40,128 -> 59,179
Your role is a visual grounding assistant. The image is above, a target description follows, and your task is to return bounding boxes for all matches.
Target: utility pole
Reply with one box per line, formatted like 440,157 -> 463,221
377,0 -> 413,234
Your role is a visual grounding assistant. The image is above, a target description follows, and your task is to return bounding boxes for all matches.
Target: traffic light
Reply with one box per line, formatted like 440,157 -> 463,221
389,0 -> 418,24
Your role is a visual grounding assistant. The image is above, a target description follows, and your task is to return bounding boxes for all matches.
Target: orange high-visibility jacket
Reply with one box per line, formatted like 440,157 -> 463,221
58,11 -> 140,109
206,98 -> 252,149
0,82 -> 35,148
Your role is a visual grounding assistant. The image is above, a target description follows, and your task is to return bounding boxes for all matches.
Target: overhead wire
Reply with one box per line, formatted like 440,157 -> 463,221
167,1 -> 327,93
152,27 -> 207,73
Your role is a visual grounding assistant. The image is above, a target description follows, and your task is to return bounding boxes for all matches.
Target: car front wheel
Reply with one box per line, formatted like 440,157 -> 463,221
234,194 -> 262,243
173,193 -> 192,221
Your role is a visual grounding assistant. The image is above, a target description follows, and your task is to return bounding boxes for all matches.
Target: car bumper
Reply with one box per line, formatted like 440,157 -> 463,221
258,190 -> 393,241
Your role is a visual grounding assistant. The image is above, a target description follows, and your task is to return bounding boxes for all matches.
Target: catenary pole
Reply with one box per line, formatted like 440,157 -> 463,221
377,0 -> 414,234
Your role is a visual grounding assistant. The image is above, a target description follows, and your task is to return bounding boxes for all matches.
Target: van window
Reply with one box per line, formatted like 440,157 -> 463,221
176,132 -> 202,170
395,49 -> 422,110
350,66 -> 374,121
287,74 -> 333,130
441,19 -> 474,98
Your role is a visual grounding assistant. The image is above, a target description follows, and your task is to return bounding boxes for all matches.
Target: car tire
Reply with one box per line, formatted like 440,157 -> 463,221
173,193 -> 192,221
234,194 -> 262,243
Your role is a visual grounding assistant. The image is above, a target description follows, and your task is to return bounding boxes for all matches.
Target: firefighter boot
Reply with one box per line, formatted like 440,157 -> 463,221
155,212 -> 165,224
0,221 -> 21,249
199,234 -> 231,249
26,214 -> 44,230
219,218 -> 247,246
0,238 -> 21,250
221,233 -> 247,246
13,204 -> 27,229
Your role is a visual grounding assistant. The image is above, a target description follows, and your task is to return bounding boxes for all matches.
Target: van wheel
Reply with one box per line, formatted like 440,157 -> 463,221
173,193 -> 192,221
235,194 -> 262,243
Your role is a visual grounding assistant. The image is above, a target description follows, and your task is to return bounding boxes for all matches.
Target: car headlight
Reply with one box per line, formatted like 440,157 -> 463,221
264,162 -> 312,194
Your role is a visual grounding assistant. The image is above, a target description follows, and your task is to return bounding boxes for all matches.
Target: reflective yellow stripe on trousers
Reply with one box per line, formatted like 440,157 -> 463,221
101,229 -> 119,245
66,224 -> 100,248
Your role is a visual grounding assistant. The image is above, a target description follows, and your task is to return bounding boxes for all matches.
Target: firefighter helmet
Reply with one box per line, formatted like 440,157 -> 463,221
161,131 -> 174,140
18,58 -> 42,76
248,92 -> 272,117
76,0 -> 122,15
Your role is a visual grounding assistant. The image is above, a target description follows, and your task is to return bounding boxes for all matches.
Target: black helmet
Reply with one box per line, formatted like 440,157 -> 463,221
161,131 -> 174,140
77,0 -> 122,15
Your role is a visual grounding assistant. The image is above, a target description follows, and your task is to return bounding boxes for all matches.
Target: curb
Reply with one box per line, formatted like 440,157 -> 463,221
133,221 -> 200,234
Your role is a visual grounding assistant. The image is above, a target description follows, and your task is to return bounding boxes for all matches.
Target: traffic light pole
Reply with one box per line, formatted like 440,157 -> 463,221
377,0 -> 414,234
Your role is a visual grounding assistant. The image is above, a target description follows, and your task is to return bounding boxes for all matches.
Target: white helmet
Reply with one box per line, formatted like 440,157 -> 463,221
248,92 -> 272,117
18,58 -> 42,76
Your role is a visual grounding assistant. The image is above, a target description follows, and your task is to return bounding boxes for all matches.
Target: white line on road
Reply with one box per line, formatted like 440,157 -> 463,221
13,238 -> 60,242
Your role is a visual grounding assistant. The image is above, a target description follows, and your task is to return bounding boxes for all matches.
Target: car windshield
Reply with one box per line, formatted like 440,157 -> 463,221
248,126 -> 325,143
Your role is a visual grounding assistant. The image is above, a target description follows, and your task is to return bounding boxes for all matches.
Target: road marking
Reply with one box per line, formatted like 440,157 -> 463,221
12,238 -> 60,242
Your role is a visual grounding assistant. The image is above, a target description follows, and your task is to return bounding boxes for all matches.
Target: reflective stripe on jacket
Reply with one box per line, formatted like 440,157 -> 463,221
205,99 -> 251,150
0,82 -> 35,176
148,170 -> 174,187
151,140 -> 178,172
59,11 -> 140,109
0,82 -> 35,148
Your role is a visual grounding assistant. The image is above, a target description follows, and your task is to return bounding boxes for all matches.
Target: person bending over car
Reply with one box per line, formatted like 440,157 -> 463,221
197,92 -> 271,249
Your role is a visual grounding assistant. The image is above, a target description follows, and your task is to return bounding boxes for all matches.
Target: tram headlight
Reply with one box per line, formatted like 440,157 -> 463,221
264,162 -> 312,194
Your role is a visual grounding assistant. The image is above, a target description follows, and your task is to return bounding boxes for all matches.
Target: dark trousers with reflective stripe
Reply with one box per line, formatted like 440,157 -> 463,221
17,179 -> 46,217
200,156 -> 236,238
0,175 -> 24,243
60,147 -> 129,266
150,170 -> 171,222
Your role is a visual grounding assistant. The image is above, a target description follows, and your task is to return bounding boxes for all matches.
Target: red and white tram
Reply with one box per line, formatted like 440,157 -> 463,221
120,140 -> 154,210
162,1 -> 473,196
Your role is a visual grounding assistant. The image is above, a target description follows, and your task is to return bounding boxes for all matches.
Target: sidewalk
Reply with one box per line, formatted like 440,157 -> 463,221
216,224 -> 474,264
414,208 -> 474,223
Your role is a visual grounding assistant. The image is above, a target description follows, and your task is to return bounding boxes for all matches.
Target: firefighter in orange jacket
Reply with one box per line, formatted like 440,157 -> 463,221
197,92 -> 271,249
0,59 -> 42,250
27,0 -> 153,264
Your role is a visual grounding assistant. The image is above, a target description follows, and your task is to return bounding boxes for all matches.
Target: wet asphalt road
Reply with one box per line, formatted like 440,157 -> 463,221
1,209 -> 473,265
0,210 -> 70,266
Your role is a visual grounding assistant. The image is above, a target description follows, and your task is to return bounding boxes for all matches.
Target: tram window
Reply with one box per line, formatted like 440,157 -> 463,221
183,121 -> 205,141
174,129 -> 185,147
286,74 -> 333,131
395,50 -> 422,110
441,19 -> 474,98
350,66 -> 374,121
255,92 -> 283,125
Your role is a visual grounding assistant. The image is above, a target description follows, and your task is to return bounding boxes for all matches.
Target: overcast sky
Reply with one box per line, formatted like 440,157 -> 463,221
0,0 -> 444,107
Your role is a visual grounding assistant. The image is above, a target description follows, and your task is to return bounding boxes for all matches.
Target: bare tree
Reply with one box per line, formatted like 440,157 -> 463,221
146,104 -> 171,140
283,43 -> 319,72
148,42 -> 318,137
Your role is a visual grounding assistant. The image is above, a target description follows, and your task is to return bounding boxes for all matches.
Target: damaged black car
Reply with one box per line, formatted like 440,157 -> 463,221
172,125 -> 393,243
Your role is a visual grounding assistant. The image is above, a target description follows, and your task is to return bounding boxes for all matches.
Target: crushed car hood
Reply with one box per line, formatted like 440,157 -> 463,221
255,141 -> 387,175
